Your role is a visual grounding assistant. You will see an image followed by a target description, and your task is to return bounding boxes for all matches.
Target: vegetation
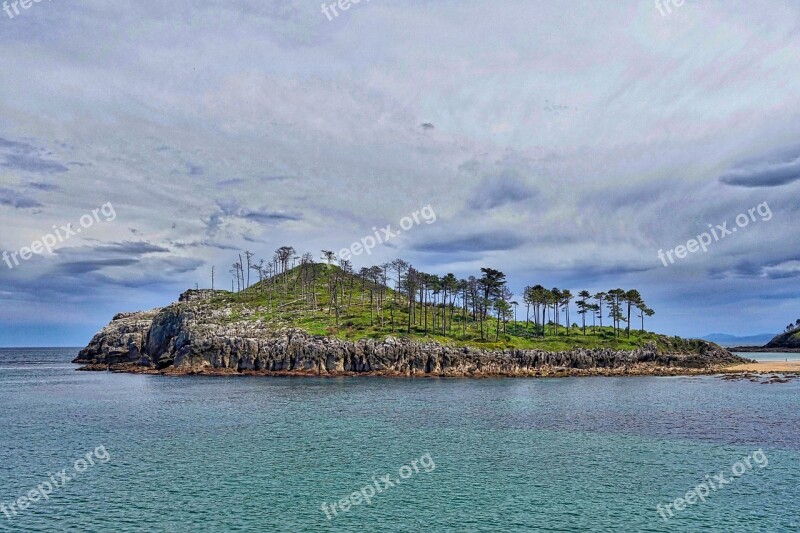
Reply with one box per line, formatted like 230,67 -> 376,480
201,247 -> 676,352
783,319 -> 800,334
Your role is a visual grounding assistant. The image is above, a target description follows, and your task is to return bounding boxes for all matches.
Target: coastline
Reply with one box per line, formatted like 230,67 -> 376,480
76,361 -> 760,378
730,346 -> 800,353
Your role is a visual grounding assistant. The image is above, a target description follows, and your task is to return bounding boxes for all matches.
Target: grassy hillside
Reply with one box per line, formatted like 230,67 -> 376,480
765,328 -> 800,349
204,263 -> 709,353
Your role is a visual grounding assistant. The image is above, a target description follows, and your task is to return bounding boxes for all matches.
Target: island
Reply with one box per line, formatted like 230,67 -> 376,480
74,257 -> 750,377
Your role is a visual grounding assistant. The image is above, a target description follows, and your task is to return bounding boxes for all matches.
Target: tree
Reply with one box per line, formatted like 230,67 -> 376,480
531,285 -> 547,337
441,273 -> 458,336
594,292 -> 606,329
550,288 -> 562,336
391,259 -> 409,304
321,250 -> 336,267
510,300 -> 519,328
560,289 -> 573,336
589,303 -> 600,332
479,268 -> 506,341
523,286 -> 533,327
640,307 -> 654,332
577,290 -> 591,335
244,251 -> 254,287
606,289 -> 626,337
402,267 -> 421,334
624,289 -> 642,338
494,299 -> 512,341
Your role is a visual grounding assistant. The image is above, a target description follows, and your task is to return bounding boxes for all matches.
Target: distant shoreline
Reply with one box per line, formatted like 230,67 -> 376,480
731,346 -> 800,353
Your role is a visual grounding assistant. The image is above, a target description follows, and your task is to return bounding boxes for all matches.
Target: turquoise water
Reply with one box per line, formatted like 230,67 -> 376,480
1,348 -> 799,532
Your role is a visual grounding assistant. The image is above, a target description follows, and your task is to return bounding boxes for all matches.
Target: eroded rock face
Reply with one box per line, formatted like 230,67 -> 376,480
74,310 -> 158,365
74,292 -> 746,376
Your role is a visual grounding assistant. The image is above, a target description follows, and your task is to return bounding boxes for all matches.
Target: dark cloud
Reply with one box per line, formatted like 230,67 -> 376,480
26,181 -> 62,192
0,137 -> 69,174
216,176 -> 290,188
216,178 -> 245,188
93,241 -> 170,255
467,173 -> 538,210
57,258 -> 140,275
0,138 -> 33,151
0,187 -> 42,208
187,163 -> 204,176
411,231 -> 526,253
204,195 -> 303,229
719,144 -> 800,187
709,255 -> 800,280
2,154 -> 69,173
243,211 -> 302,223
171,239 -> 247,251
53,241 -> 170,259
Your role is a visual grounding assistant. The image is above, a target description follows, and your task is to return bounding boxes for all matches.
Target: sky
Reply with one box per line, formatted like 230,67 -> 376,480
0,0 -> 799,346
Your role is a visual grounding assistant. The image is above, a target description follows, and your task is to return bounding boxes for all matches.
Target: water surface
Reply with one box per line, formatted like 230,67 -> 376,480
1,348 -> 798,532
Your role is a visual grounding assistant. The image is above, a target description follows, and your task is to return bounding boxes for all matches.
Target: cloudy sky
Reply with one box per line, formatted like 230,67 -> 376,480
1,0 -> 799,346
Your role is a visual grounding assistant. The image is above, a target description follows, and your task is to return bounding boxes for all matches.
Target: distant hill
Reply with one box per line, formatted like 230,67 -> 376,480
765,329 -> 800,350
702,333 -> 776,347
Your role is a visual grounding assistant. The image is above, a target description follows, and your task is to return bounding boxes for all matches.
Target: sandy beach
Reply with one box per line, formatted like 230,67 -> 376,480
727,361 -> 800,373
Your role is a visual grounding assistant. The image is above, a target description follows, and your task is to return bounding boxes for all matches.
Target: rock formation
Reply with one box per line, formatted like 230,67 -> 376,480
75,290 -> 748,377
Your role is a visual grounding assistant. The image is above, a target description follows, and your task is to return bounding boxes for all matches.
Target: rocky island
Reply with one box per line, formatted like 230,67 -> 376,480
75,262 -> 748,377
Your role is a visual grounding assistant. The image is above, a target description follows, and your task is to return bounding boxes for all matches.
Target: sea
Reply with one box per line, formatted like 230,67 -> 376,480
0,348 -> 798,532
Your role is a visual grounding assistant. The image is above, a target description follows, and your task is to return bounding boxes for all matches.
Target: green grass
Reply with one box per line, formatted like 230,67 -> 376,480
202,264 -> 704,353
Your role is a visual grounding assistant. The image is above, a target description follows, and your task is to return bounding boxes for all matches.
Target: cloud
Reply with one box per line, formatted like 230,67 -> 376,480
0,187 -> 42,208
411,230 -> 526,253
710,255 -> 800,280
26,181 -> 62,192
1,0 -> 800,343
467,173 -> 538,210
719,144 -> 800,187
0,137 -> 69,174
215,199 -> 302,224
57,258 -> 140,275
54,240 -> 169,258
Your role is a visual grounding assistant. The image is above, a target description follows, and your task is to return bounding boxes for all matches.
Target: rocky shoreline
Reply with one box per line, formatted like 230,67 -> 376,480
74,290 -> 751,378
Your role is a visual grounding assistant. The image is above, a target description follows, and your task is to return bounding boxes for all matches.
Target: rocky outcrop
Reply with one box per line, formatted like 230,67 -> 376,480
74,291 -> 748,377
75,310 -> 159,366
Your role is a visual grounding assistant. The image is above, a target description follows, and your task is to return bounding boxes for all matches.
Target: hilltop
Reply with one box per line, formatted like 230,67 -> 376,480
74,263 -> 746,376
